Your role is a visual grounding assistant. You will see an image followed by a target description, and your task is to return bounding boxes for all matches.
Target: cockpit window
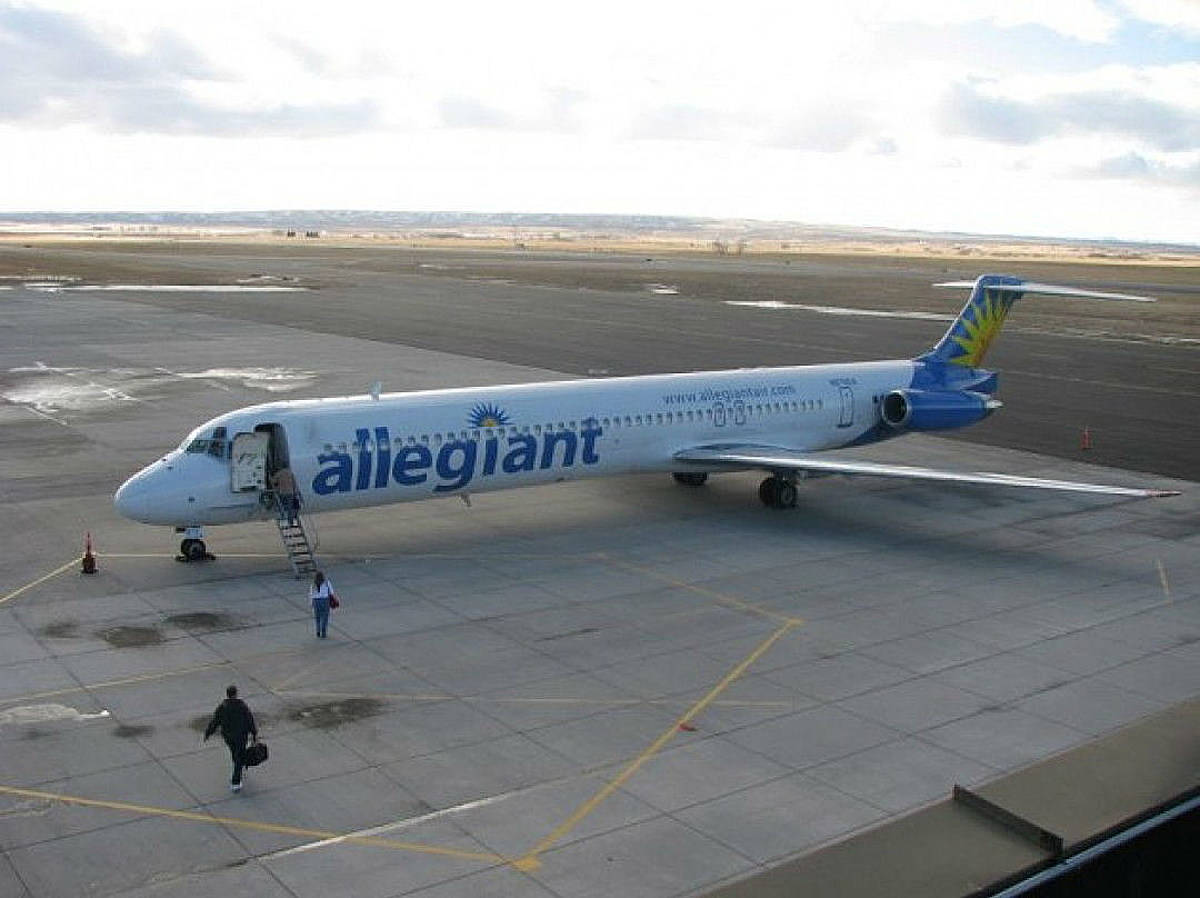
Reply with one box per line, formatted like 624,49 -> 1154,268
184,426 -> 230,458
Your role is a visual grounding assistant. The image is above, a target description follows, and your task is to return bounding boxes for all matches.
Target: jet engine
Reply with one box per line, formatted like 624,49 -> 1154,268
881,389 -> 997,432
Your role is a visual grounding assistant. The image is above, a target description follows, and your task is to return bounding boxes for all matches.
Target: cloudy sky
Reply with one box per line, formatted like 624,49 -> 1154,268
1,0 -> 1197,242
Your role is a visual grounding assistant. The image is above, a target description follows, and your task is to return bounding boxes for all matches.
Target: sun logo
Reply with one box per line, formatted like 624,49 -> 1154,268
468,403 -> 511,428
949,288 -> 1018,367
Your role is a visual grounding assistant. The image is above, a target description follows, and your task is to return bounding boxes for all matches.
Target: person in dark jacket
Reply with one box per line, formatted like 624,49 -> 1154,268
203,684 -> 258,791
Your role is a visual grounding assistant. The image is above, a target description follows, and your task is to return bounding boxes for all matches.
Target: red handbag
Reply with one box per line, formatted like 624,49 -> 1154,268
329,594 -> 340,609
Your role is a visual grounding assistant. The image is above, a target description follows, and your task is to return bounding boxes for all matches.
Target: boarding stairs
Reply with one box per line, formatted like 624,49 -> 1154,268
270,493 -> 317,578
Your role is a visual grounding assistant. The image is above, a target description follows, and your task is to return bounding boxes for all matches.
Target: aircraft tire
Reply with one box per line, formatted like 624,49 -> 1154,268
181,539 -> 207,562
777,480 -> 798,509
759,476 -> 797,509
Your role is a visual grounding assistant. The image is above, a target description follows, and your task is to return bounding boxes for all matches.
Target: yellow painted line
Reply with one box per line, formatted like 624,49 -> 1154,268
0,662 -> 238,708
280,688 -> 458,703
105,553 -> 287,558
270,646 -> 366,693
0,785 -> 501,863
0,643 -> 315,709
80,549 -> 603,564
513,618 -> 802,871
0,657 -> 238,710
282,689 -> 801,711
354,552 -> 605,560
604,557 -> 802,625
0,550 -> 309,605
0,558 -> 78,606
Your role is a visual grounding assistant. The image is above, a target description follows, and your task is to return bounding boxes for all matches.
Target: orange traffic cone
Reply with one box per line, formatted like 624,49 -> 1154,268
81,532 -> 97,574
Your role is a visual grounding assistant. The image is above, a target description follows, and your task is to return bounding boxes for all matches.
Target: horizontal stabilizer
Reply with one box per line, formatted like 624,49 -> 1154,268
674,445 -> 1180,498
934,281 -> 1156,303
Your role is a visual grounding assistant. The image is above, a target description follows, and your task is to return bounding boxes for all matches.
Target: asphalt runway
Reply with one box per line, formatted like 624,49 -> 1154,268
2,242 -> 1197,480
0,242 -> 1197,898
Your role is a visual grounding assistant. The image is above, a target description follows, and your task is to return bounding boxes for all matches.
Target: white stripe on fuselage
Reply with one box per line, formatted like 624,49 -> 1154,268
200,361 -> 912,519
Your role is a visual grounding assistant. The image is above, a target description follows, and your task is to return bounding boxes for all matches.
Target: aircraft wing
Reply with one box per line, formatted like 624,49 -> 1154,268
673,445 -> 1180,498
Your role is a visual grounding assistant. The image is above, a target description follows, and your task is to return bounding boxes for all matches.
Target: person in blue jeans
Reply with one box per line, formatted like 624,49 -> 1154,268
309,570 -> 335,638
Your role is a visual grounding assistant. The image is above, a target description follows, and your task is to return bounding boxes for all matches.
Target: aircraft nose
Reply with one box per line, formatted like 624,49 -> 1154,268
114,475 -> 152,522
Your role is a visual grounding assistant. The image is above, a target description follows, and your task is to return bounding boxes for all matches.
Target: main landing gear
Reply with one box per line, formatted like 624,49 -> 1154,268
177,527 -> 213,562
758,475 -> 798,509
674,471 -> 798,508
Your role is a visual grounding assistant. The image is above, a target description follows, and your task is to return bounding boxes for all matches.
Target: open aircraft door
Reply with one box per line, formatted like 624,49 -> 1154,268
231,432 -> 270,492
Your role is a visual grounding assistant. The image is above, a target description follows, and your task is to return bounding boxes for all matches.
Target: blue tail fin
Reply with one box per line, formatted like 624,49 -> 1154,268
919,275 -> 1155,369
920,274 -> 1025,368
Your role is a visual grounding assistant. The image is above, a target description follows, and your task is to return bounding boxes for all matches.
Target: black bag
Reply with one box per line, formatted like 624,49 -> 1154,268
244,741 -> 269,767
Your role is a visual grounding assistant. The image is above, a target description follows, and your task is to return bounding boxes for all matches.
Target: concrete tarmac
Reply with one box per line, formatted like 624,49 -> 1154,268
0,246 -> 1196,898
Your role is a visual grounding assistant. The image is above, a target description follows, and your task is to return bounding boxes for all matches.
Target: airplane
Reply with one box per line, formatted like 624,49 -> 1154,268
114,274 -> 1180,562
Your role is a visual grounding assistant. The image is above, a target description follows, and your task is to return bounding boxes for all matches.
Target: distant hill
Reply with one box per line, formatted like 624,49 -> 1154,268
0,210 -> 1195,253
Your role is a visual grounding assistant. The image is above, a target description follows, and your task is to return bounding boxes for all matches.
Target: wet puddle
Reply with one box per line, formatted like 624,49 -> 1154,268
113,724 -> 154,739
165,612 -> 238,631
31,283 -> 308,292
287,698 -> 387,729
39,620 -> 79,639
4,362 -> 317,415
97,626 -> 165,648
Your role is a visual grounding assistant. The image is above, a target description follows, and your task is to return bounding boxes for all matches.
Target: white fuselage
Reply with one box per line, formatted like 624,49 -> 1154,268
114,360 -> 914,527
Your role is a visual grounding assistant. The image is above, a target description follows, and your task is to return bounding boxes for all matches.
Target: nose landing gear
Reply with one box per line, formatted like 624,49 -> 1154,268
758,475 -> 798,509
176,527 -> 214,562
